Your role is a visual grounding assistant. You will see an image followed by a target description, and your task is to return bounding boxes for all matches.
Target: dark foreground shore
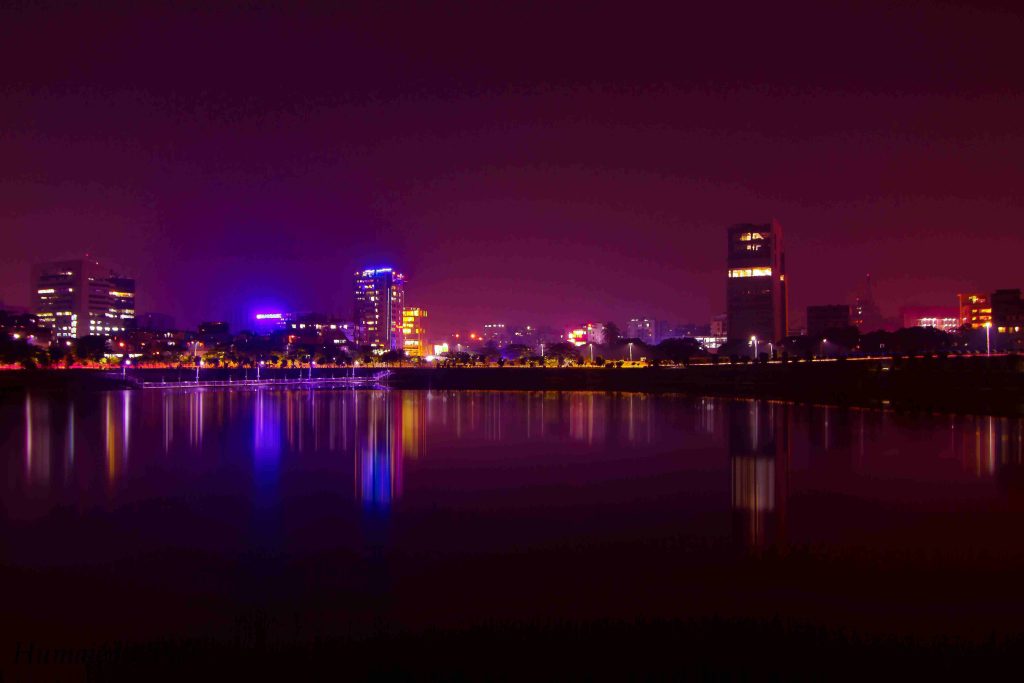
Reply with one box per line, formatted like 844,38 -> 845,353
3,356 -> 1022,415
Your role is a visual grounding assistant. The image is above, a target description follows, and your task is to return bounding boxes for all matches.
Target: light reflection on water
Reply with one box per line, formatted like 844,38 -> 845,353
4,390 -> 1024,550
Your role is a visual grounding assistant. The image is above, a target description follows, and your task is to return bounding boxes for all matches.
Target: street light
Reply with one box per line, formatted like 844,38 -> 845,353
258,360 -> 264,382
750,335 -> 758,359
628,342 -> 634,362
122,357 -> 131,380
820,338 -> 828,359
196,358 -> 202,383
984,322 -> 992,356
589,343 -> 594,364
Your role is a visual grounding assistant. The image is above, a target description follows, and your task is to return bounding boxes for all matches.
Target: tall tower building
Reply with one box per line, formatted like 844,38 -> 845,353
726,221 -> 787,342
851,273 -> 884,332
32,257 -> 136,339
353,267 -> 406,351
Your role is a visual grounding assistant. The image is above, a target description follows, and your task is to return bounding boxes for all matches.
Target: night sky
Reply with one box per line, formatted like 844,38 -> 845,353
2,1 -> 1022,332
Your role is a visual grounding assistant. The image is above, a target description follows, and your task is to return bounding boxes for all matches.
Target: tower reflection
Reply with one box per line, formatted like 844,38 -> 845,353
729,400 -> 790,550
24,394 -> 52,487
104,391 -> 132,485
355,392 -> 405,508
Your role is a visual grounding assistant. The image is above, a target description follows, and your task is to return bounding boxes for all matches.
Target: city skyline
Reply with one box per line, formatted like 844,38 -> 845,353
3,3 -> 1024,332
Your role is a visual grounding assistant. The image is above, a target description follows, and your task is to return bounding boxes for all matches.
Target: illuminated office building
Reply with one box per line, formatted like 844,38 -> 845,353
353,267 -> 406,351
401,307 -> 428,357
957,293 -> 992,330
32,257 -> 136,338
726,221 -> 787,342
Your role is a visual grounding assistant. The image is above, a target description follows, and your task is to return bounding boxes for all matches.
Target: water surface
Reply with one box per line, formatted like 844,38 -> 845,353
3,389 -> 1024,649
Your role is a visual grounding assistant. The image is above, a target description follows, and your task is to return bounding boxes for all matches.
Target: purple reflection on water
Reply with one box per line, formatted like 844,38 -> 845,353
2,389 -> 1024,648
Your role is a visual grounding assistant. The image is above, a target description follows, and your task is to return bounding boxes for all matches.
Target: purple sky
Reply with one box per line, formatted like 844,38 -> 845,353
2,1 -> 1023,332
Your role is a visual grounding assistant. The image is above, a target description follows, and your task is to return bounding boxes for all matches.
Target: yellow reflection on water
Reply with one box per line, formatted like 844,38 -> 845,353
104,391 -> 131,485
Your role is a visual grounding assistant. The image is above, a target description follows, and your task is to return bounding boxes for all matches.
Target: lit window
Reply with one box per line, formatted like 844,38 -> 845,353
728,267 -> 772,278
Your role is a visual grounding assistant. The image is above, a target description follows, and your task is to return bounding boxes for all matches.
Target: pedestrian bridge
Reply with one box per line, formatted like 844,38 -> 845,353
132,371 -> 391,390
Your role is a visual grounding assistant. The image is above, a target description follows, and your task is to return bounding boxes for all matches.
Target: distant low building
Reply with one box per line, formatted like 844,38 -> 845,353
626,318 -> 657,344
807,305 -> 851,338
481,323 -> 509,346
992,289 -> 1024,335
565,322 -> 605,347
900,306 -> 959,333
197,321 -> 231,344
710,314 -> 727,338
138,312 -> 176,332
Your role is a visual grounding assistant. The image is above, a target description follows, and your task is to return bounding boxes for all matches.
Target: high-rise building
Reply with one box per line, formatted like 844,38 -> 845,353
401,307 -> 428,357
354,267 -> 406,351
726,221 -> 787,342
32,257 -> 136,339
957,293 -> 992,330
806,305 -> 851,338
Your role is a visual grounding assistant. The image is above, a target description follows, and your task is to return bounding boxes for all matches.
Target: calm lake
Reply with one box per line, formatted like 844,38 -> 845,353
3,389 -> 1024,667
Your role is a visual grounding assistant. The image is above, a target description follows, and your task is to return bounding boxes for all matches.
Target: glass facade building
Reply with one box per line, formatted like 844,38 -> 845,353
354,267 -> 406,351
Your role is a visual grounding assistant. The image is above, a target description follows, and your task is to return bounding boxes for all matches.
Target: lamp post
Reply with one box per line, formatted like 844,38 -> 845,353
540,343 -> 545,364
820,338 -> 828,359
258,360 -> 264,382
122,357 -> 131,380
309,359 -> 315,380
984,322 -> 992,356
196,359 -> 202,383
750,336 -> 758,360
589,343 -> 594,365
628,342 -> 634,362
